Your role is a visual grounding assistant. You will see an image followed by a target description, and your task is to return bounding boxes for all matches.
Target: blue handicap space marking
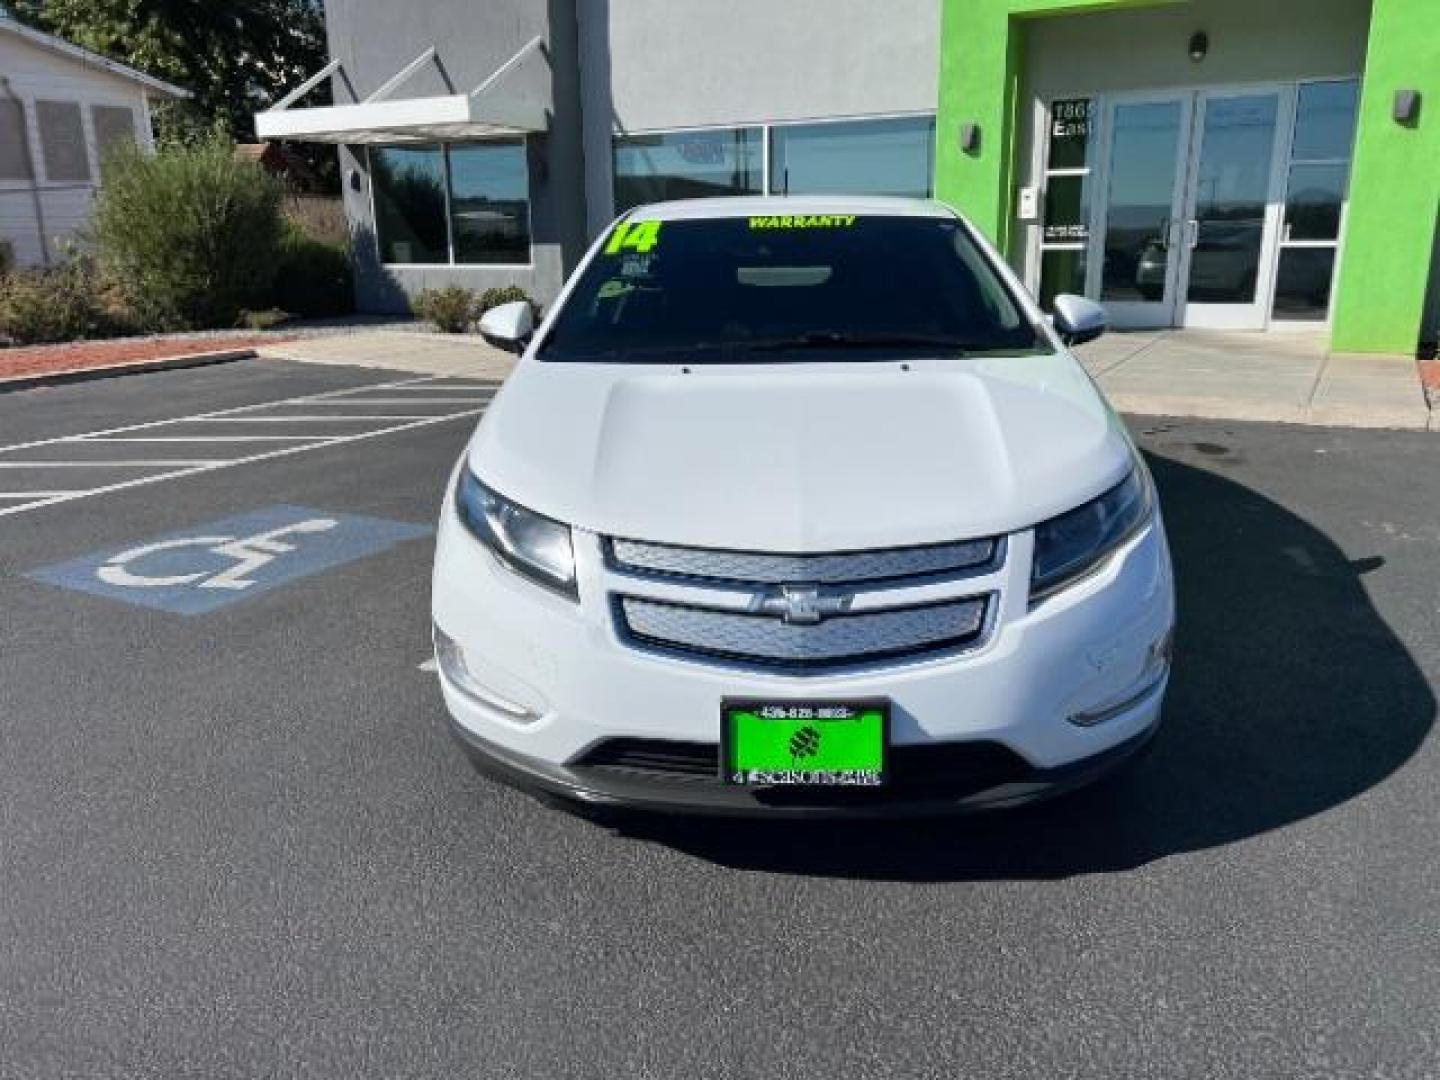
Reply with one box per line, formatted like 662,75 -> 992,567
26,504 -> 432,615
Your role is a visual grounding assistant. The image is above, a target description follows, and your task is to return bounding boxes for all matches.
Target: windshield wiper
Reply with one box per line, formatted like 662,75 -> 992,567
741,331 -> 972,354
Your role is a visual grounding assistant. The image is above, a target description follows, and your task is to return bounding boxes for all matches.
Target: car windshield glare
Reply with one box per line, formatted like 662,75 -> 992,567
537,214 -> 1050,363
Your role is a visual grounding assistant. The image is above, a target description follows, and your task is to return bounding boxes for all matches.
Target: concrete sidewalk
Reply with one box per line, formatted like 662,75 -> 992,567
256,330 -> 516,382
1076,329 -> 1431,430
258,328 -> 1432,431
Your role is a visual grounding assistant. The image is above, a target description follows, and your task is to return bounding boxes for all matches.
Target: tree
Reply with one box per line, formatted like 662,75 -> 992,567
9,1 -> 334,184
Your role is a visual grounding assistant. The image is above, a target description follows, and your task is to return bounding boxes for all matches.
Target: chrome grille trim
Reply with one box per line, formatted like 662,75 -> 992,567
617,595 -> 991,672
607,536 -> 999,587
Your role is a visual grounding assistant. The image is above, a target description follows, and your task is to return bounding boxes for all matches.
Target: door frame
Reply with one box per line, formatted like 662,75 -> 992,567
1085,89 -> 1195,329
1173,83 -> 1295,331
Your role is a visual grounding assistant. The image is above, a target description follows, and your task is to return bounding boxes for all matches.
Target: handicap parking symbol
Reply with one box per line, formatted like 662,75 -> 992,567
27,504 -> 432,615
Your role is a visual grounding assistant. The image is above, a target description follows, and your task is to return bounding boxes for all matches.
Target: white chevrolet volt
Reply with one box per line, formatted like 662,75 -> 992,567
431,196 -> 1174,817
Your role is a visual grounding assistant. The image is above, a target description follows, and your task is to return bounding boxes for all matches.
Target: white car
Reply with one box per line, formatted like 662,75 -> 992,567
432,196 -> 1174,818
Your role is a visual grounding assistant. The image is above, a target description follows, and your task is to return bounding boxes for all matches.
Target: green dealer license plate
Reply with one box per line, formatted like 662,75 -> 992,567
721,700 -> 888,787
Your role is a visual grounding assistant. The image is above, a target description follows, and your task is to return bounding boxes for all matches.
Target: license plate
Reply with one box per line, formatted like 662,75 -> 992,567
721,699 -> 888,787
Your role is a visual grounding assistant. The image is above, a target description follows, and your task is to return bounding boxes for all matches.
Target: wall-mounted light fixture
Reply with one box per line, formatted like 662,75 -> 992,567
960,123 -> 981,156
1393,88 -> 1421,126
1188,31 -> 1209,62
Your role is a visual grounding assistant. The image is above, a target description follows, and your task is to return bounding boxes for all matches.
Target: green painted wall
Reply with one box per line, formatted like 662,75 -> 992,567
936,0 -> 1440,354
1329,0 -> 1440,354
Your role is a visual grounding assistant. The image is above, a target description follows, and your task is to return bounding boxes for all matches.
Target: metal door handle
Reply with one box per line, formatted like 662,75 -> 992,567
1159,217 -> 1171,250
1186,220 -> 1200,249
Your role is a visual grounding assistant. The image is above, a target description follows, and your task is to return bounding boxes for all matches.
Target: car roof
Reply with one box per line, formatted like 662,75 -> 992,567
621,195 -> 959,223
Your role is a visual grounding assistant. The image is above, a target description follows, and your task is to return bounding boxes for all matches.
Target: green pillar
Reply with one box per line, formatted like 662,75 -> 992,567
1329,0 -> 1440,354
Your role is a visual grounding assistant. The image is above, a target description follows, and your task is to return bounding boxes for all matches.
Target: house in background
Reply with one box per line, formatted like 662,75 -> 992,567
0,14 -> 186,269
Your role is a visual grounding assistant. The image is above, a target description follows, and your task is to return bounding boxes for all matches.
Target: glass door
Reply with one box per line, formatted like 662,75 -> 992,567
1175,89 -> 1286,330
1091,96 -> 1192,329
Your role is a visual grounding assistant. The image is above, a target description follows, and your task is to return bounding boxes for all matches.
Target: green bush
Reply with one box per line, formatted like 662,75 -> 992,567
413,286 -> 479,333
91,135 -> 285,331
271,228 -> 353,319
0,261 -> 104,345
478,285 -> 535,315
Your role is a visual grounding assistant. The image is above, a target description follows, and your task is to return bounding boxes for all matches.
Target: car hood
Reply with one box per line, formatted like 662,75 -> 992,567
468,354 -> 1134,551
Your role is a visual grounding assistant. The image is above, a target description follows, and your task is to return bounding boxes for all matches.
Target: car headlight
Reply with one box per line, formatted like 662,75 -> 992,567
455,468 -> 578,599
1031,465 -> 1152,604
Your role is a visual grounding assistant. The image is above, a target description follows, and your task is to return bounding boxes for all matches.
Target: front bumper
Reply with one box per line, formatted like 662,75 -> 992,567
432,494 -> 1175,818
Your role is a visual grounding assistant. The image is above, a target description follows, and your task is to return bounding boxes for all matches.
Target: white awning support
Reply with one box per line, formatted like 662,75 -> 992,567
254,37 -> 550,145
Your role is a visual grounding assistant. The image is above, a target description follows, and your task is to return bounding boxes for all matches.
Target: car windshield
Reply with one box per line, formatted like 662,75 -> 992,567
537,213 -> 1050,362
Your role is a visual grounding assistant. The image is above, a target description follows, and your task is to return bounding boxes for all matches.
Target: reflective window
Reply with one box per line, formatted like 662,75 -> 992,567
1101,100 -> 1183,303
1272,248 -> 1336,321
613,129 -> 762,213
371,142 -> 532,266
768,116 -> 935,198
0,98 -> 31,181
1292,80 -> 1360,162
448,143 -> 530,265
1271,79 -> 1358,322
1284,162 -> 1348,241
1039,98 -> 1095,309
372,146 -> 448,264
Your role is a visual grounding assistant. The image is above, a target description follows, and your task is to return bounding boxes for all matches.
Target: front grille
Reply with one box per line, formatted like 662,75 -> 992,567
608,536 -> 998,586
572,737 -> 1030,803
617,595 -> 990,671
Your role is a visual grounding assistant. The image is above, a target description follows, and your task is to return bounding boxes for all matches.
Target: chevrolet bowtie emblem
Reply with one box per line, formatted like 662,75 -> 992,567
759,584 -> 849,625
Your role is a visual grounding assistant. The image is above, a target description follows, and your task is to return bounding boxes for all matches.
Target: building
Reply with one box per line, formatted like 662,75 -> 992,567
0,14 -> 186,269
256,0 -> 1438,355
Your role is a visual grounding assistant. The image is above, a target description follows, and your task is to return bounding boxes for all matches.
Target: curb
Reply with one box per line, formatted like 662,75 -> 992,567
0,348 -> 256,394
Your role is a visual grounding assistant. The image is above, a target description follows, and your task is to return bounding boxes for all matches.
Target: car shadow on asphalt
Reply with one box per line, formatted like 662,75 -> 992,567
614,452 -> 1436,880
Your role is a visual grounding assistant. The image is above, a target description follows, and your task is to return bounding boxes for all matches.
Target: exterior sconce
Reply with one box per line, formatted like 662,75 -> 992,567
1393,88 -> 1420,126
960,123 -> 981,155
1189,31 -> 1209,62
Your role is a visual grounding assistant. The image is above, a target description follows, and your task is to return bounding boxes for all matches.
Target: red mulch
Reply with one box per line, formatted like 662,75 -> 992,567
0,335 -> 297,382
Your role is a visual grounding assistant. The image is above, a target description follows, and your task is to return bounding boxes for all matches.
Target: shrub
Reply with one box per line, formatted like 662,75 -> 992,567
0,261 -> 104,344
270,228 -> 353,319
413,286 -> 479,333
91,135 -> 285,331
478,285 -> 536,315
0,241 -> 13,279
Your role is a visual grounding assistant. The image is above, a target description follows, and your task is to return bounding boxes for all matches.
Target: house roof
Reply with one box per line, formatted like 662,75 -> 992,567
0,15 -> 189,98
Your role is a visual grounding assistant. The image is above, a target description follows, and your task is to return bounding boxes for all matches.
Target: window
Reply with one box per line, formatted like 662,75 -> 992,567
539,215 -> 1046,363
1273,79 -> 1359,322
613,129 -> 762,214
768,116 -> 935,198
1038,98 -> 1096,309
91,105 -> 137,163
36,100 -> 89,183
370,141 -> 531,265
0,98 -> 32,181
448,143 -> 530,264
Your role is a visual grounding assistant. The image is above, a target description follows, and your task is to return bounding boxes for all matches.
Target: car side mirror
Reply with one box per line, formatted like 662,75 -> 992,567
1051,294 -> 1108,346
478,300 -> 535,354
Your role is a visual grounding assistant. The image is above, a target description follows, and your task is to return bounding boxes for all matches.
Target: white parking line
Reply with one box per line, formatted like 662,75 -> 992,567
0,374 -> 494,519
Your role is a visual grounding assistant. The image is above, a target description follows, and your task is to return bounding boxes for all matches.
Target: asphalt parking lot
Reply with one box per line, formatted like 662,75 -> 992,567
1,357 -> 1437,1078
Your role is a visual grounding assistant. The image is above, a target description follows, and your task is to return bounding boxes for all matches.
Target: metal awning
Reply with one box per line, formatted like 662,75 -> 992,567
254,37 -> 549,144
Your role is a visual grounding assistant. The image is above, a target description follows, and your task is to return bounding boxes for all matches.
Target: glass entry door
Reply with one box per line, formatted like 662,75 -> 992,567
1076,87 -> 1289,331
1176,90 -> 1286,329
1093,96 -> 1192,328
